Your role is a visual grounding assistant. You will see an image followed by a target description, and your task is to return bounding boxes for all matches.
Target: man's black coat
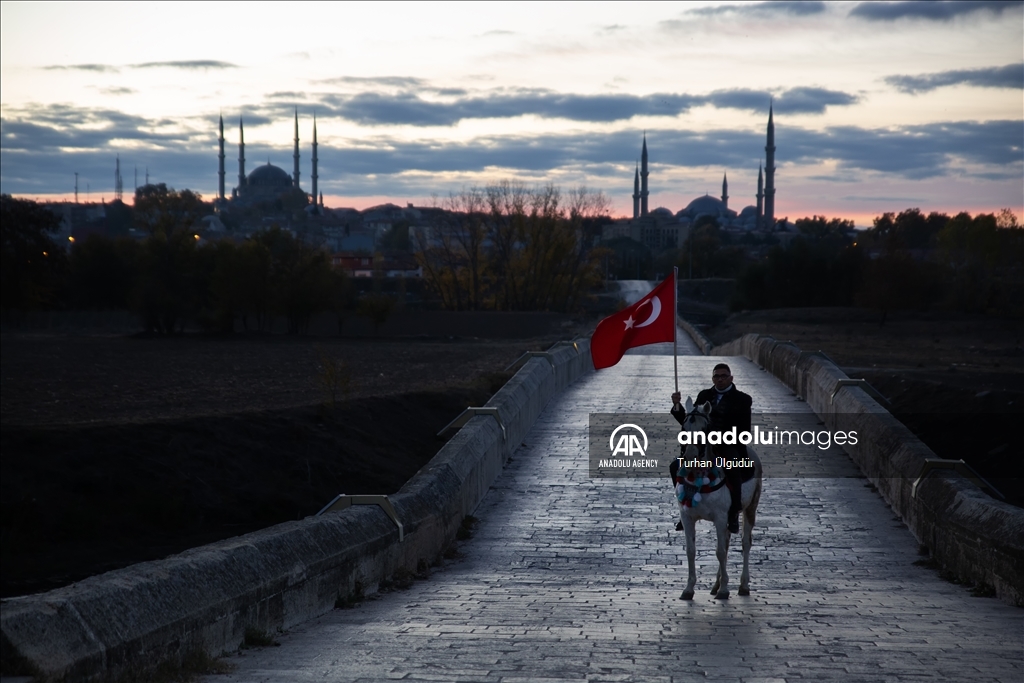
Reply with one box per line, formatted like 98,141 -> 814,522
691,385 -> 752,436
670,385 -> 753,484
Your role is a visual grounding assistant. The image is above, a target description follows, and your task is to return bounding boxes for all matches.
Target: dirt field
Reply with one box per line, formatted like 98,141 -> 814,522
704,307 -> 1023,507
0,331 -> 580,598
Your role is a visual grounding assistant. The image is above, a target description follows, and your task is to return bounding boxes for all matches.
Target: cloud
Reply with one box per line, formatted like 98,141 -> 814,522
849,1 -> 1022,21
884,63 -> 1024,93
305,89 -> 701,126
41,60 -> 238,74
316,75 -> 428,89
131,60 -> 238,70
266,91 -> 309,101
706,87 -> 857,114
784,120 -> 1022,179
43,63 -> 120,73
2,103 -> 1019,199
688,1 -> 827,17
99,87 -> 136,96
320,119 -> 1022,181
290,86 -> 855,127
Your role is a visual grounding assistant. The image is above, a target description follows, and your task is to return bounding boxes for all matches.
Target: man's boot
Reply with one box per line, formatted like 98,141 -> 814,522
727,471 -> 742,533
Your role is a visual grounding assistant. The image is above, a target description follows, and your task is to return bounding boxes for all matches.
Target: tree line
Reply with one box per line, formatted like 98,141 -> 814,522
672,208 -> 1022,318
2,180 -> 613,331
1,190 -> 349,334
414,182 -> 611,312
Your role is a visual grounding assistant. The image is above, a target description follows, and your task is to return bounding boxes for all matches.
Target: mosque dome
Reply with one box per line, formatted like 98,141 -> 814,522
649,207 -> 674,218
683,194 -> 728,217
248,163 -> 292,188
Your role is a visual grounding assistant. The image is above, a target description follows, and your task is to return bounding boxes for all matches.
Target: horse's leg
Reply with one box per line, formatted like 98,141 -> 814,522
739,477 -> 762,596
681,514 -> 697,600
714,517 -> 731,599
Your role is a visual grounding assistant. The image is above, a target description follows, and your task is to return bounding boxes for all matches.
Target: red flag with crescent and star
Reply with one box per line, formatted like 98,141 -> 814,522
591,275 -> 676,370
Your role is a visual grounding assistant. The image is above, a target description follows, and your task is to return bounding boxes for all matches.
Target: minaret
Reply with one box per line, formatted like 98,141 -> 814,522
632,162 -> 640,219
640,133 -> 649,217
114,155 -> 123,201
721,172 -> 728,209
293,109 -> 300,188
756,162 -> 764,230
764,103 -> 776,230
311,114 -> 319,210
218,115 -> 226,201
238,118 -> 246,189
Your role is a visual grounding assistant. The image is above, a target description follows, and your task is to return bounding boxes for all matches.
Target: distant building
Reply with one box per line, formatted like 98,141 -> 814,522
332,252 -> 422,279
218,111 -> 324,213
614,104 -> 784,253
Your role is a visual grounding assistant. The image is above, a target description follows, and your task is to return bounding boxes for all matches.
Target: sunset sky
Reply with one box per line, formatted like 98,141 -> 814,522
2,0 -> 1021,227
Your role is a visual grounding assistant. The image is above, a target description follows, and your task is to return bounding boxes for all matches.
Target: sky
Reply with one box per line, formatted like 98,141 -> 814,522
1,0 -> 1022,227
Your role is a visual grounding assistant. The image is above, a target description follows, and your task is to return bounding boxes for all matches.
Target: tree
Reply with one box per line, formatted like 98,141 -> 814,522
132,228 -> 200,333
733,216 -> 865,311
69,235 -> 140,309
329,267 -> 355,334
415,180 -> 609,312
378,221 -> 411,251
249,226 -> 334,334
358,292 -> 395,334
936,210 -> 1023,314
0,195 -> 67,311
133,184 -> 206,236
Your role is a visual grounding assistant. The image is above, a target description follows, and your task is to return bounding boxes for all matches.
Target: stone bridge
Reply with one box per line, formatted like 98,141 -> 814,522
202,319 -> 1022,681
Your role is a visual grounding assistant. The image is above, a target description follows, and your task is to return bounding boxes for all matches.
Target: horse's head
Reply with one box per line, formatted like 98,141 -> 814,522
681,397 -> 712,434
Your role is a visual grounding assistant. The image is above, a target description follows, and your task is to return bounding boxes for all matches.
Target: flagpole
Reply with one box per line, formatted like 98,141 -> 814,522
673,266 -> 679,394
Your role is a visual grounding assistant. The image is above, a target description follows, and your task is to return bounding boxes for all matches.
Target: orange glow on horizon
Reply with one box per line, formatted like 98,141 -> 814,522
11,192 -> 1022,231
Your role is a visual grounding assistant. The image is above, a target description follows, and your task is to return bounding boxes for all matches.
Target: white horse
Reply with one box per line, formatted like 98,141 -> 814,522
674,397 -> 762,600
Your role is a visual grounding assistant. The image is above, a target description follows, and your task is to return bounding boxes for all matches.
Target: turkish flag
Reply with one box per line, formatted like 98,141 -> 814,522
591,275 -> 676,370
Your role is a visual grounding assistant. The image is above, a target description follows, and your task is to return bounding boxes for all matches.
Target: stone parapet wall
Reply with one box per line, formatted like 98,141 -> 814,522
714,333 -> 1024,606
675,314 -> 714,355
0,340 -> 593,681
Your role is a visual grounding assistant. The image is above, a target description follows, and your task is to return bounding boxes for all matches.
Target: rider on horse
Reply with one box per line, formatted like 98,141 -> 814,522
671,363 -> 753,533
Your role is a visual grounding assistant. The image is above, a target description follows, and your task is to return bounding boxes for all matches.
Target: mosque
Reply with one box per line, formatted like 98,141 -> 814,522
610,105 -> 780,251
216,112 -> 324,212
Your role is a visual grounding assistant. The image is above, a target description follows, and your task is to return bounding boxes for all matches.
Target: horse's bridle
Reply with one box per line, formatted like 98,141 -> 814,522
679,404 -> 712,461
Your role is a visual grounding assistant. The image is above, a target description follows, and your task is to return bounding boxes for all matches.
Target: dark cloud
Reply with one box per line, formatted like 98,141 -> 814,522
1,105 -> 182,152
706,87 -> 857,114
266,91 -> 309,100
306,89 -> 700,126
783,120 -> 1022,179
884,63 -> 1024,93
99,87 -> 136,96
688,1 -> 827,17
292,86 -> 854,127
2,104 -> 1019,197
131,60 -> 237,70
314,120 -> 1022,181
43,64 -> 120,73
849,1 -> 1022,21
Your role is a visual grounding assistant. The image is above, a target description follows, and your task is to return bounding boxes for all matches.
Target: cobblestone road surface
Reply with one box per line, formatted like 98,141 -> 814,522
206,348 -> 1023,683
